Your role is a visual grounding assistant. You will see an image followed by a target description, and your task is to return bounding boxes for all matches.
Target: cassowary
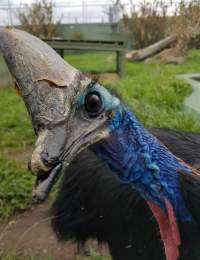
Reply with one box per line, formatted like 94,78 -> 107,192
1,28 -> 200,260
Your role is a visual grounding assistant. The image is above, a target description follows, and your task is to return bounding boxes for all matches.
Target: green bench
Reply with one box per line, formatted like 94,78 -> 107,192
44,39 -> 126,77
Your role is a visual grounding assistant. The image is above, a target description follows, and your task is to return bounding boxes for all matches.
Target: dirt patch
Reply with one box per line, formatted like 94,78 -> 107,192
97,73 -> 119,82
0,203 -> 108,259
2,146 -> 33,163
85,73 -> 119,83
0,146 -> 109,259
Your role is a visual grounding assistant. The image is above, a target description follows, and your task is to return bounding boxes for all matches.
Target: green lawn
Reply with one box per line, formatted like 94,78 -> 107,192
65,51 -> 116,73
1,49 -> 200,219
0,87 -> 34,150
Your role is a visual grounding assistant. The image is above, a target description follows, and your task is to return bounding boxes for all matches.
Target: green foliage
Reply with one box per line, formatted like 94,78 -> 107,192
0,156 -> 33,219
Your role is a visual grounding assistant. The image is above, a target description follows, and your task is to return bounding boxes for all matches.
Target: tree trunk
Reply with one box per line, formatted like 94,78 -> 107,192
126,34 -> 177,61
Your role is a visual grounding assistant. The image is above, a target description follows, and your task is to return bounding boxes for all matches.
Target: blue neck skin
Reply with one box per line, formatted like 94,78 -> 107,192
93,106 -> 193,222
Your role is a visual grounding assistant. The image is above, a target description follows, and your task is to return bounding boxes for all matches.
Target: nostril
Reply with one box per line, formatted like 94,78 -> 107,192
41,152 -> 59,167
30,150 -> 52,175
41,152 -> 51,166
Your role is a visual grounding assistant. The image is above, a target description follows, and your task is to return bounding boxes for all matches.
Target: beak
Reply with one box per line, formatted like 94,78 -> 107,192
0,28 -> 91,201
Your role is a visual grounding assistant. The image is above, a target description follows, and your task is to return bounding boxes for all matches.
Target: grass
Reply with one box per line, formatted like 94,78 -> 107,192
0,49 -> 200,258
65,51 -> 116,73
111,52 -> 200,132
0,250 -> 111,260
0,252 -> 50,260
0,156 -> 33,219
0,87 -> 35,150
0,86 -> 34,218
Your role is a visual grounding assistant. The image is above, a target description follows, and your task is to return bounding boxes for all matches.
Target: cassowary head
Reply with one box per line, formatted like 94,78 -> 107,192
2,28 -> 200,260
0,28 -> 121,198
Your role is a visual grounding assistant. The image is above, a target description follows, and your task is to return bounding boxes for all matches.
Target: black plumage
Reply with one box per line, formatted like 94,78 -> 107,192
52,128 -> 200,260
150,128 -> 200,169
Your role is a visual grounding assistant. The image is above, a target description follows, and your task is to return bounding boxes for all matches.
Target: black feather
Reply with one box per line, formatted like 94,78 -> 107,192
150,128 -> 200,168
179,170 -> 200,225
51,128 -> 200,260
51,148 -> 165,260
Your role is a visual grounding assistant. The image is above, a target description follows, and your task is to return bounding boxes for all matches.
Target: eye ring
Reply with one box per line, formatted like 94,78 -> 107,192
85,91 -> 104,117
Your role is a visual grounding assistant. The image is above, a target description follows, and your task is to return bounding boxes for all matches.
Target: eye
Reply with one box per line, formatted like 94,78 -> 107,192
85,92 -> 103,116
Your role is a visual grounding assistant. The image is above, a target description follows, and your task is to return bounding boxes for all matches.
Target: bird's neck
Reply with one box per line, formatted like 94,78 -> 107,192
93,106 -> 192,222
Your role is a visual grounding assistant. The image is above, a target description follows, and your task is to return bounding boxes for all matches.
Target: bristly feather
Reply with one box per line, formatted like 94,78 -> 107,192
52,129 -> 200,260
51,148 -> 165,260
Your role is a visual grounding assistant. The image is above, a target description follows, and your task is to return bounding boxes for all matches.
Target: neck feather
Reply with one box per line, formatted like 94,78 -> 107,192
93,106 -> 193,222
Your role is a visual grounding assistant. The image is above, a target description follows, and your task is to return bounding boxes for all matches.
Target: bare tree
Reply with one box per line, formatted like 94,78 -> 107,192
17,0 -> 61,39
123,0 -> 169,49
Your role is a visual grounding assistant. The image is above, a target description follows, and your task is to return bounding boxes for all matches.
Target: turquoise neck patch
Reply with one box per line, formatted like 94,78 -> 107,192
76,82 -> 120,112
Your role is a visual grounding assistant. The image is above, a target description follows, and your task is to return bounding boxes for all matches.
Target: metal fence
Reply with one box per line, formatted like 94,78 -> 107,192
0,0 -> 188,26
0,0 -> 127,26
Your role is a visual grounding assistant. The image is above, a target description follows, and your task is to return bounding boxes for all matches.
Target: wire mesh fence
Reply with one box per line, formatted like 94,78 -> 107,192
0,0 -> 126,26
0,0 -> 187,26
0,0 -> 191,26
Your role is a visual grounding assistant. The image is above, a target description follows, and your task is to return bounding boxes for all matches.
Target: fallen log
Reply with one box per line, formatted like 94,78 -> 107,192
126,34 -> 177,61
145,47 -> 185,65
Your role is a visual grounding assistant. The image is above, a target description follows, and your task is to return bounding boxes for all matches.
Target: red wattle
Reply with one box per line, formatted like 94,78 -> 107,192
147,199 -> 181,260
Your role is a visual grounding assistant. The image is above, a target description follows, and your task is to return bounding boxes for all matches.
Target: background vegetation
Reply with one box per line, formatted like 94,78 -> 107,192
123,1 -> 168,48
17,0 -> 60,38
123,0 -> 200,54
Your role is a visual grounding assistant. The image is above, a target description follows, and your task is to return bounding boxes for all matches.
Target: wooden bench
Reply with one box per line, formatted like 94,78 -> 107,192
44,39 -> 126,77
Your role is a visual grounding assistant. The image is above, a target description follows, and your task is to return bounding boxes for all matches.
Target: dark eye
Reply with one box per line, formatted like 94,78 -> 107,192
85,92 -> 103,116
